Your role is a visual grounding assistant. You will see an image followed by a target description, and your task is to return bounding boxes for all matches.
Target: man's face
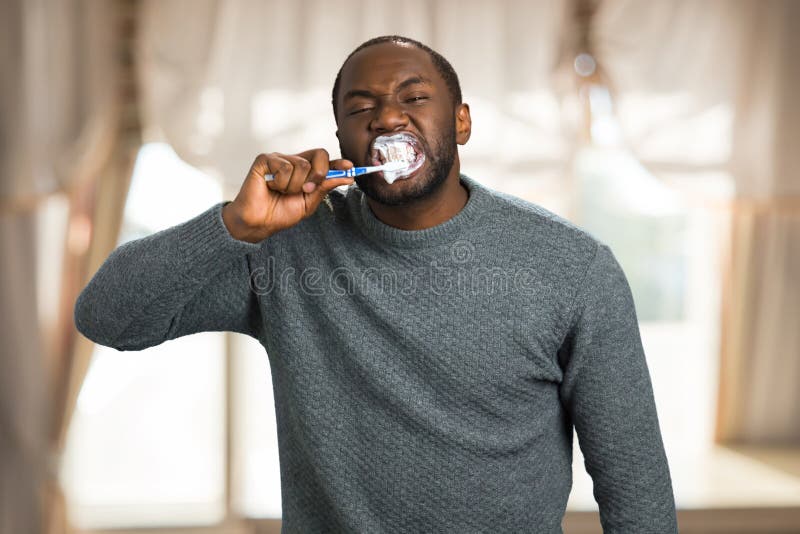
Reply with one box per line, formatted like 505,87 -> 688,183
335,43 -> 470,206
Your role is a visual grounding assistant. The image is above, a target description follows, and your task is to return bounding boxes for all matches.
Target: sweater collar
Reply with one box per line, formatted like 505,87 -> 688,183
347,174 -> 489,249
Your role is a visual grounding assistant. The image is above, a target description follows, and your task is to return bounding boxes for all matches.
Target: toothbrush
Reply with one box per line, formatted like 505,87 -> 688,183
264,161 -> 408,182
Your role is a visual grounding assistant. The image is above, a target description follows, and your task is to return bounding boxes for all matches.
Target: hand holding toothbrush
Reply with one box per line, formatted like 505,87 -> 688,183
222,149 -> 355,244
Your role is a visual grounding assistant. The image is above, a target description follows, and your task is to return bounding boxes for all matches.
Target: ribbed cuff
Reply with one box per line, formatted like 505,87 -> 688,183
176,202 -> 262,277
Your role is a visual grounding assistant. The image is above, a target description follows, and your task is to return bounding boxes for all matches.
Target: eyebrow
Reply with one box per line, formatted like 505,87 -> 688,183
343,76 -> 432,102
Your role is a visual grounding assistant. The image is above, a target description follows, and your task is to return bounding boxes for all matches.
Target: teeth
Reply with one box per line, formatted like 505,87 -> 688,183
386,143 -> 415,163
375,141 -> 416,165
370,133 -> 426,183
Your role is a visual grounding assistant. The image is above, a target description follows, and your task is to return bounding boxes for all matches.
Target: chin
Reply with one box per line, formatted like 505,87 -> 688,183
357,164 -> 449,207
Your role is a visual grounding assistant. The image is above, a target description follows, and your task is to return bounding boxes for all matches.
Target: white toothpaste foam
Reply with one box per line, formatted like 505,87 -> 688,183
371,133 -> 426,184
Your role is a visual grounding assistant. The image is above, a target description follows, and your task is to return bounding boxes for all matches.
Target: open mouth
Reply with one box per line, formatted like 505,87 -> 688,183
369,132 -> 426,184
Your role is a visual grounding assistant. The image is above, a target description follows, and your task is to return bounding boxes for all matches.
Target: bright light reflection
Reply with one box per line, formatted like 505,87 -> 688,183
576,146 -> 685,216
124,143 -> 223,234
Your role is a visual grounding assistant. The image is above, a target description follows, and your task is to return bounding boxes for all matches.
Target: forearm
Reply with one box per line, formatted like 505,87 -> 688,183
560,243 -> 678,532
74,202 -> 262,350
570,366 -> 677,532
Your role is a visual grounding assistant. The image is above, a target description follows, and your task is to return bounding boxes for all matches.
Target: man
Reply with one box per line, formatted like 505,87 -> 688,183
75,36 -> 678,533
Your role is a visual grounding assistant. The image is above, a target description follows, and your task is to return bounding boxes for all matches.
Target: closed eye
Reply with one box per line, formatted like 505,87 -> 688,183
405,96 -> 429,104
348,107 -> 374,116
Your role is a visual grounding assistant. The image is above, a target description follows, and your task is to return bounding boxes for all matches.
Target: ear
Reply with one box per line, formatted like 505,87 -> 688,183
455,103 -> 471,145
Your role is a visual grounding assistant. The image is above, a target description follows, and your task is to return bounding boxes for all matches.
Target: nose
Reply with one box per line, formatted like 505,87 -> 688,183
370,100 -> 409,133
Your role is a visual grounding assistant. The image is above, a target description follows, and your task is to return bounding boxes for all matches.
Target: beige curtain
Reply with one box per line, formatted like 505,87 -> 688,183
0,211 -> 48,534
45,137 -> 139,534
715,0 -> 800,445
0,1 -> 139,533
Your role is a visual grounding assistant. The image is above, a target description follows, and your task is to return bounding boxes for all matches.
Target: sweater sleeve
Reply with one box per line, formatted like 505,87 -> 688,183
74,202 -> 266,350
558,243 -> 678,533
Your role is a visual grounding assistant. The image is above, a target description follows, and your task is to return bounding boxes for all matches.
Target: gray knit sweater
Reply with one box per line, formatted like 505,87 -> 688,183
74,173 -> 678,533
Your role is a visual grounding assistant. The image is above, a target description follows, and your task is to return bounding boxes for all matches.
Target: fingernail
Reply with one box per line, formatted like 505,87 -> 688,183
303,182 -> 316,193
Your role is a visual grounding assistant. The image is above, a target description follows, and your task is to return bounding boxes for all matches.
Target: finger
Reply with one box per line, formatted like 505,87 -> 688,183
316,158 -> 355,194
329,158 -> 354,171
316,176 -> 355,195
282,155 -> 312,195
301,176 -> 354,215
265,153 -> 294,193
238,154 -> 272,201
302,148 -> 330,194
248,153 -> 270,177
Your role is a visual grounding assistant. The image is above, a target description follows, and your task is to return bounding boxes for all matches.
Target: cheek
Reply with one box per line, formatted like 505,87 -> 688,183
338,129 -> 364,155
344,138 -> 369,163
416,112 -> 451,141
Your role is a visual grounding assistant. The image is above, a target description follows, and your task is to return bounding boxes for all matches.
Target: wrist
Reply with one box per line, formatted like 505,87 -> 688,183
222,202 -> 270,244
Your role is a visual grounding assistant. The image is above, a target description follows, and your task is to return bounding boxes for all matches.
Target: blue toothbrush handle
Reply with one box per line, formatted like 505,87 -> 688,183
264,167 -> 368,181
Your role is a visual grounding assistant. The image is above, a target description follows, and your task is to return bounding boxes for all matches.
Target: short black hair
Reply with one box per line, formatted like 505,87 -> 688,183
331,35 -> 462,121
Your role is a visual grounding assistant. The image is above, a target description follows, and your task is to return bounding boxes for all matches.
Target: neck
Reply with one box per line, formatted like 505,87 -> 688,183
365,168 -> 469,231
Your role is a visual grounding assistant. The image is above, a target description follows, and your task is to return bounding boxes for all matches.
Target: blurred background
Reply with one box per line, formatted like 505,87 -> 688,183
1,0 -> 799,533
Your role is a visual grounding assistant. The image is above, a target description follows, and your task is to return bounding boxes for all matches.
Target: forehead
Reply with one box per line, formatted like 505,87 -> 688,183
339,42 -> 442,93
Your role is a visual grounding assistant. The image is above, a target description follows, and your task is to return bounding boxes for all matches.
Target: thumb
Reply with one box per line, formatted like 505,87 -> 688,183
303,159 -> 356,209
314,158 -> 356,194
315,175 -> 355,196
330,158 -> 354,171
